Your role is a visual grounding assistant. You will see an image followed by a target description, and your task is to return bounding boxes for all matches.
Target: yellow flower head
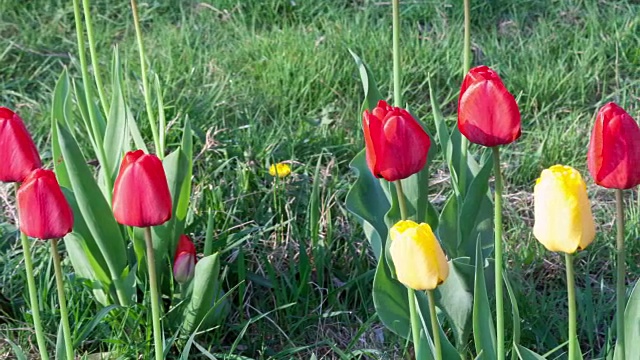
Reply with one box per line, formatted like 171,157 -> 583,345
269,163 -> 291,178
389,220 -> 449,290
533,165 -> 596,254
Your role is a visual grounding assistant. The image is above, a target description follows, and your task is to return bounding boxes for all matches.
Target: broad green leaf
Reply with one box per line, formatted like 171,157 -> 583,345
349,50 -> 383,111
459,157 -> 494,259
515,345 -> 547,360
505,272 -> 521,360
56,123 -> 132,303
51,70 -> 72,188
174,118 -> 194,242
614,279 -> 640,359
436,257 -> 474,348
104,49 -> 129,180
345,150 -> 389,259
181,253 -> 228,333
437,194 -> 459,257
64,233 -> 110,305
473,241 -> 497,359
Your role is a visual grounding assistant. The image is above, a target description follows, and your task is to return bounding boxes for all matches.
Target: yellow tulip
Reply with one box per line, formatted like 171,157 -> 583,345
533,165 -> 596,254
269,163 -> 291,178
389,220 -> 449,290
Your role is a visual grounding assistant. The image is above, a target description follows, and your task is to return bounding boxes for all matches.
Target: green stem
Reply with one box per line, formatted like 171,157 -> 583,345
81,0 -> 108,116
407,288 -> 422,358
130,0 -> 162,158
144,227 -> 164,360
463,0 -> 471,75
51,239 -> 74,360
565,253 -> 578,360
19,235 -> 50,359
394,180 -> 409,221
615,189 -> 626,360
71,0 -> 111,192
492,147 -> 505,360
15,184 -> 49,360
428,290 -> 442,360
392,0 -> 401,107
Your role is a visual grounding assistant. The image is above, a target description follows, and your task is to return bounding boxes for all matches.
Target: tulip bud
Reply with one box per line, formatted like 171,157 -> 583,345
173,235 -> 197,284
362,100 -> 431,182
269,163 -> 291,178
389,220 -> 449,290
587,102 -> 640,190
458,66 -> 521,147
533,165 -> 596,254
0,107 -> 42,183
112,150 -> 172,227
17,169 -> 74,240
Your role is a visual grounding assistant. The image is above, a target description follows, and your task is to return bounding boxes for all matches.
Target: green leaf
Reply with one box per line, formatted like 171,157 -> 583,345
345,150 -> 389,259
175,118 -> 193,226
505,272 -> 521,360
515,345 -> 547,360
473,241 -> 497,359
155,74 -> 166,158
5,338 -> 27,360
104,49 -> 130,180
56,123 -> 132,303
349,50 -> 383,111
436,257 -> 474,349
614,279 -> 640,359
437,194 -> 459,257
459,157 -> 494,259
51,70 -> 73,188
181,253 -> 228,333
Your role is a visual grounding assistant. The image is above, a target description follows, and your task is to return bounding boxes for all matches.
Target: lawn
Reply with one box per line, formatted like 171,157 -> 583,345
1,0 -> 639,358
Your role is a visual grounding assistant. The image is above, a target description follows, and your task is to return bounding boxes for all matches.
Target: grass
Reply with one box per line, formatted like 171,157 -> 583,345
1,0 -> 639,358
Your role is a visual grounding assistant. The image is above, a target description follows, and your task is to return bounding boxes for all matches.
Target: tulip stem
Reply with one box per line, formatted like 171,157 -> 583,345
51,239 -> 75,360
131,0 -> 162,158
392,0 -> 401,107
428,290 -> 442,360
406,288 -> 422,358
19,232 -> 50,360
463,0 -> 471,75
15,184 -> 49,360
394,180 -> 409,220
565,253 -> 578,360
492,147 -> 505,360
81,0 -> 108,117
144,227 -> 164,360
615,189 -> 626,360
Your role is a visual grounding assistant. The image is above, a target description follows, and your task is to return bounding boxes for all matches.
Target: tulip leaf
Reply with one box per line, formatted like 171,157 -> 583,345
345,150 -> 390,259
459,156 -> 494,260
175,117 -> 193,231
56,123 -> 132,304
515,345 -> 547,360
349,50 -> 383,112
51,69 -> 73,189
613,279 -> 640,359
505,272 -> 522,360
181,253 -> 228,333
64,233 -> 110,305
104,49 -> 130,181
473,240 -> 497,359
435,257 -> 475,349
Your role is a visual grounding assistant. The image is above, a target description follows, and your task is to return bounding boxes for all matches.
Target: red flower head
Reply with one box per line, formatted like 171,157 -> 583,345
362,100 -> 431,181
17,169 -> 74,240
112,150 -> 172,227
587,102 -> 640,189
173,234 -> 197,284
457,66 -> 521,147
0,107 -> 42,183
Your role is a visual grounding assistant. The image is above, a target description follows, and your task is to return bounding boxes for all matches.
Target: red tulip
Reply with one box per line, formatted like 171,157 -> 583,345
0,107 -> 42,183
112,150 -> 172,227
362,100 -> 431,181
587,102 -> 640,189
17,169 -> 73,240
457,65 -> 521,147
173,235 -> 197,283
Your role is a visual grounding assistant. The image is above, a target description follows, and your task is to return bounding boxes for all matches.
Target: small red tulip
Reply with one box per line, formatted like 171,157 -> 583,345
587,102 -> 640,189
0,107 -> 42,183
112,150 -> 172,227
173,235 -> 197,284
362,100 -> 431,181
457,66 -> 521,147
17,169 -> 74,240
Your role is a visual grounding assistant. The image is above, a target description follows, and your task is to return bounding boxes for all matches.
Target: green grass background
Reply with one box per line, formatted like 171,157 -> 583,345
1,0 -> 639,358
